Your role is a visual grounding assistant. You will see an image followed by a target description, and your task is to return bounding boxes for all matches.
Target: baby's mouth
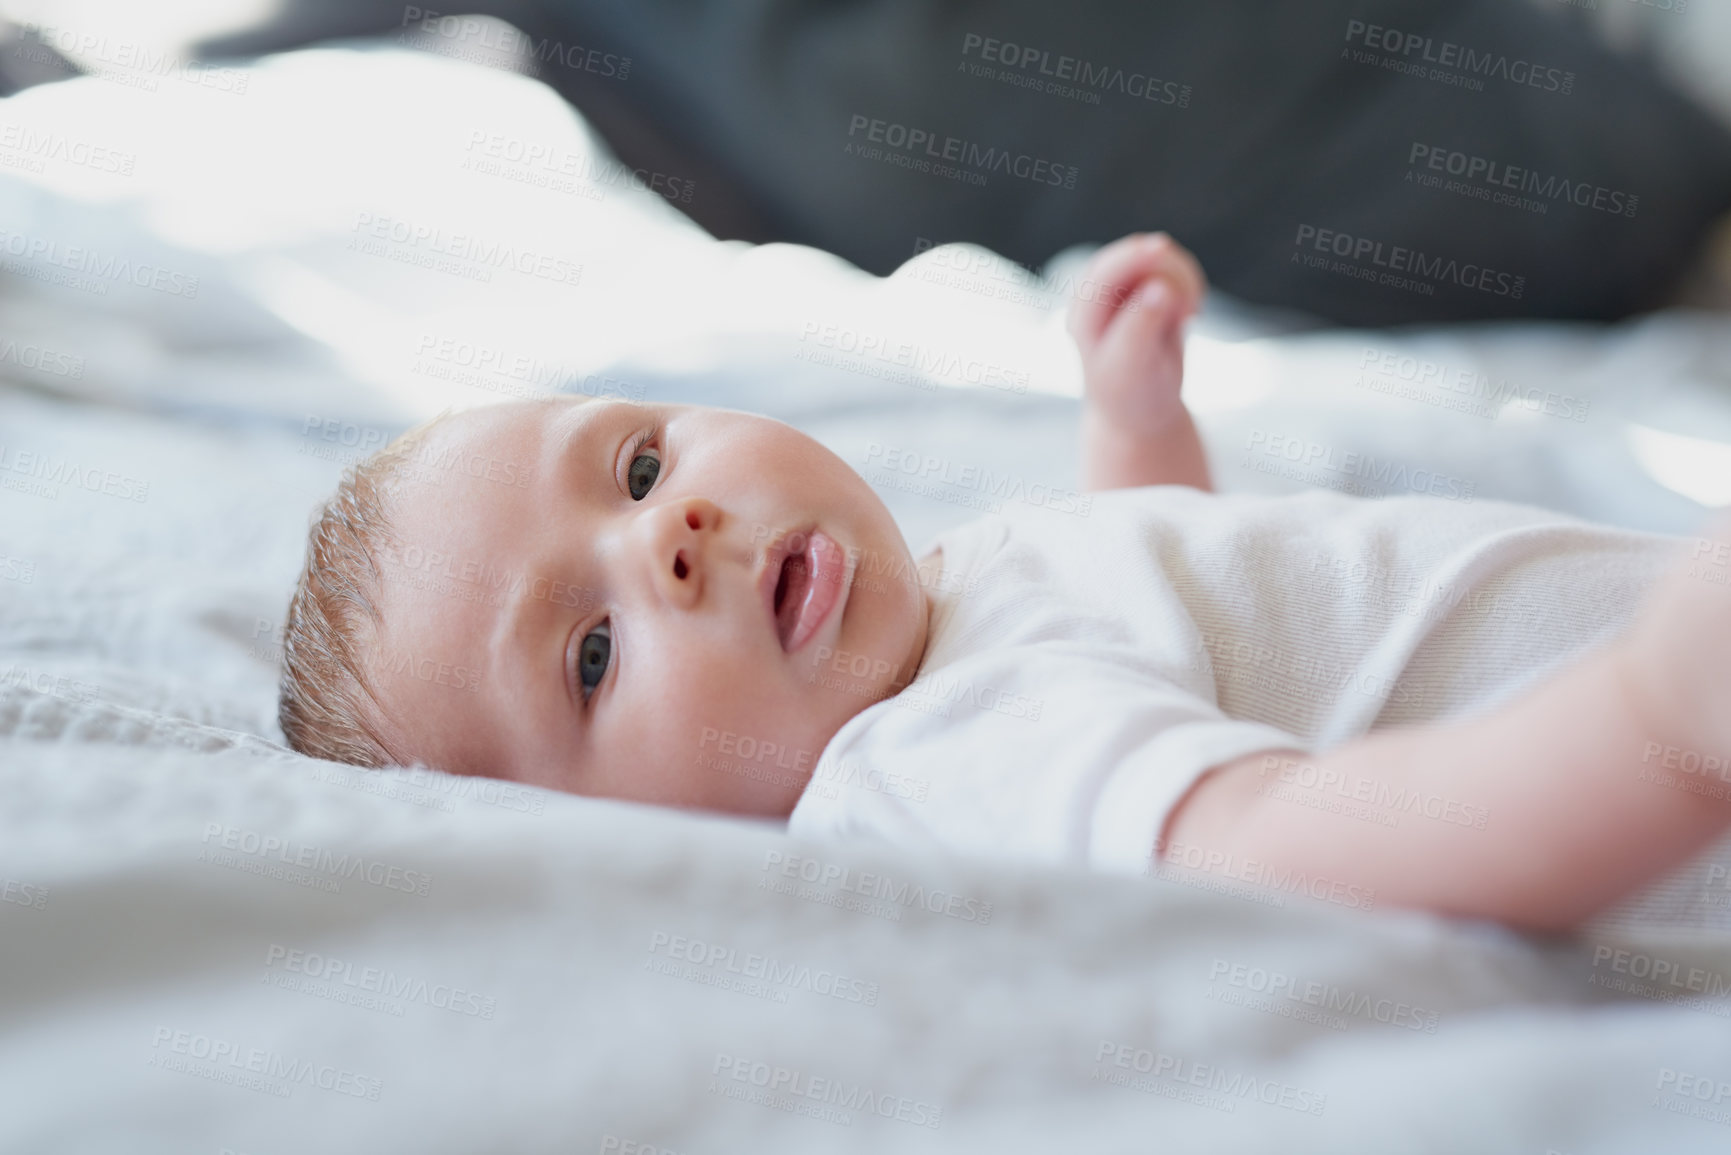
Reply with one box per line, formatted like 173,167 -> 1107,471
768,530 -> 847,653
773,550 -> 810,649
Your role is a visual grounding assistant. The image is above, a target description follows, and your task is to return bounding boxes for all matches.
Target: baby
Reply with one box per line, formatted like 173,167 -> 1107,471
280,233 -> 1731,933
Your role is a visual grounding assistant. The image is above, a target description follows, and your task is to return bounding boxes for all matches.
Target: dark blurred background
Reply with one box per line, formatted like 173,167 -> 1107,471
10,0 -> 1731,327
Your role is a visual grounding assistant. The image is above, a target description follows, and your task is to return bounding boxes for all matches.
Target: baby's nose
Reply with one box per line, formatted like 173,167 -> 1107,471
642,497 -> 721,606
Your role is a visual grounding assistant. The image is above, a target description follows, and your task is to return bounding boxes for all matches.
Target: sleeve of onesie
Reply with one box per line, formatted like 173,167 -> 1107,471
788,643 -> 1313,876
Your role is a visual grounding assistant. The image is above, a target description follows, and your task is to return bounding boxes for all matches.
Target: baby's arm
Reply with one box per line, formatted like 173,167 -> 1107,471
1069,234 -> 1213,494
1166,515 -> 1731,932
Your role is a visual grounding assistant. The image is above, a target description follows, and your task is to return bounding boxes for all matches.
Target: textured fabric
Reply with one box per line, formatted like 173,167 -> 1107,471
790,485 -> 1684,873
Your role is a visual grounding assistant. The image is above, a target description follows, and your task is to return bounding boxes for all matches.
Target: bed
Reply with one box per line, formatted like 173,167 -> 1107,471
5,42 -> 1731,1153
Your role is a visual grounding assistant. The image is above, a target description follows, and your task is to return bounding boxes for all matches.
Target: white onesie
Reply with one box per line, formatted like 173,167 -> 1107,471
788,485 -> 1688,881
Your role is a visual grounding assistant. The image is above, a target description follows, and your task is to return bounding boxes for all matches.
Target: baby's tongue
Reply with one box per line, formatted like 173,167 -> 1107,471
776,554 -> 811,649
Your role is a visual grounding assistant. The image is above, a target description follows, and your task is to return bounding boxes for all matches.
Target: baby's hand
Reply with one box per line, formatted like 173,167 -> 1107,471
1618,508 -> 1731,760
1067,232 -> 1207,436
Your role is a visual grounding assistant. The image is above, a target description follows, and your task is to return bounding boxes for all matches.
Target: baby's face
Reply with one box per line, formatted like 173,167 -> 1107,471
365,396 -> 931,817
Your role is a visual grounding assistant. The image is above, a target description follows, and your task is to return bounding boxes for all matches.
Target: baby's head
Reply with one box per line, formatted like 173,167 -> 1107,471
279,396 -> 931,817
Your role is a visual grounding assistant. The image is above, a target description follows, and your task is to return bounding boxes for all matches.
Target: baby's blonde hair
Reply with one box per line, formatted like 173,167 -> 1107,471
277,411 -> 454,766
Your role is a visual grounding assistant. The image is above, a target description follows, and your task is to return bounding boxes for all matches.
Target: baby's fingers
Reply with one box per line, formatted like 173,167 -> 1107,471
1067,233 -> 1206,349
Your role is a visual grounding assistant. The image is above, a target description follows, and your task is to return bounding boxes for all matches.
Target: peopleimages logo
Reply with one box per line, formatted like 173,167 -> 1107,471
647,931 -> 881,1006
1206,958 -> 1439,1032
710,1054 -> 943,1129
198,823 -> 433,896
1591,944 -> 1731,1000
861,442 -> 1093,517
1092,1040 -> 1328,1116
797,321 -> 1031,395
1241,428 -> 1477,504
1341,19 -> 1574,95
0,441 -> 148,502
1406,142 -> 1637,218
263,944 -> 498,1019
18,22 -> 250,94
760,850 -> 993,924
0,227 -> 200,298
400,7 -> 631,78
346,212 -> 584,287
149,1027 -> 383,1100
0,122 -> 136,175
1354,346 -> 1591,424
845,114 -> 1078,189
808,753 -> 931,804
1292,224 -> 1524,299
958,32 -> 1191,108
1160,840 -> 1376,910
1256,753 -> 1489,830
0,877 -> 48,910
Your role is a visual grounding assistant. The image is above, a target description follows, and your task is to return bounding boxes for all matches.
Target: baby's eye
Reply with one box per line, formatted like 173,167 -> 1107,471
576,620 -> 611,700
626,447 -> 660,501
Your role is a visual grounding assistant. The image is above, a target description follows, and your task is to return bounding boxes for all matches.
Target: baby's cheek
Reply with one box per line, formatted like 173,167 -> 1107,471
679,702 -> 815,805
